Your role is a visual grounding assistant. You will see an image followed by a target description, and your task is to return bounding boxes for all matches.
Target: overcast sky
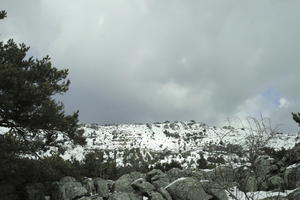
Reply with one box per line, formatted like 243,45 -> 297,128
1,0 -> 300,132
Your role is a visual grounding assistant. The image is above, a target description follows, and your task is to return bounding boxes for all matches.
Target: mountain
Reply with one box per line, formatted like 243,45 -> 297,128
40,120 -> 299,169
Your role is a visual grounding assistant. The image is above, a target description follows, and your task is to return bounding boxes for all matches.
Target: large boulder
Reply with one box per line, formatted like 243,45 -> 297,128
157,187 -> 172,200
284,164 -> 300,189
267,175 -> 284,191
94,178 -> 112,198
287,187 -> 300,200
261,197 -> 288,200
148,192 -> 165,200
211,166 -> 235,185
108,192 -> 142,200
51,176 -> 88,200
201,181 -> 228,200
131,178 -> 155,196
82,178 -> 96,196
146,169 -> 170,188
254,156 -> 277,178
166,168 -> 206,183
114,172 -> 145,193
165,177 -> 212,200
238,175 -> 259,192
78,196 -> 103,200
166,168 -> 197,182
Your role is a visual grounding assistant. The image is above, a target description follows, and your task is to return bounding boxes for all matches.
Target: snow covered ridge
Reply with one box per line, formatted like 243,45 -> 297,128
1,120 -> 299,167
51,121 -> 298,165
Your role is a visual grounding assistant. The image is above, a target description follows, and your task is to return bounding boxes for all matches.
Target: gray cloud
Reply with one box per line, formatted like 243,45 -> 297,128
1,0 -> 300,132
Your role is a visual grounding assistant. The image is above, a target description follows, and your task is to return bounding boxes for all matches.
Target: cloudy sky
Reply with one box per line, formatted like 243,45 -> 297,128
1,0 -> 300,132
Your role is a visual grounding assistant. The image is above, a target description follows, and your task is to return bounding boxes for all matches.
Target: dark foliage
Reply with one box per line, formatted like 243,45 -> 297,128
0,10 -> 86,199
292,112 -> 300,126
0,10 -> 6,19
262,147 -> 289,161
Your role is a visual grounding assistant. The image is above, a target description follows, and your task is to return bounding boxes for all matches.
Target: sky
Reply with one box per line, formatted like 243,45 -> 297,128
1,0 -> 300,132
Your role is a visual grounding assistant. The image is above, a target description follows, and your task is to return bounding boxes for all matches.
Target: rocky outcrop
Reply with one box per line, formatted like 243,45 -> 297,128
284,164 -> 300,190
165,177 -> 212,200
146,169 -> 170,188
114,172 -> 145,193
93,178 -> 112,198
33,143 -> 300,200
131,178 -> 155,196
51,176 -> 88,200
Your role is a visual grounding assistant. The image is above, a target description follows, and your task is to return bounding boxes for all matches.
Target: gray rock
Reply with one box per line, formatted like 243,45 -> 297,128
114,172 -> 145,193
148,192 -> 165,200
254,156 -> 276,178
287,187 -> 300,200
51,176 -> 88,200
165,177 -> 212,200
147,169 -> 170,188
238,174 -> 259,192
83,178 -> 96,195
78,196 -> 104,200
201,181 -> 228,200
267,176 -> 284,190
26,183 -> 45,200
131,178 -> 155,196
212,166 -> 235,184
284,164 -> 300,190
261,197 -> 288,200
166,168 -> 187,182
157,187 -> 172,200
94,178 -> 111,198
109,192 -> 143,200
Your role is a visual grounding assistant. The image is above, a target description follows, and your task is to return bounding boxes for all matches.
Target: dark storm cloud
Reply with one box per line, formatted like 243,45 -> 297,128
1,0 -> 300,132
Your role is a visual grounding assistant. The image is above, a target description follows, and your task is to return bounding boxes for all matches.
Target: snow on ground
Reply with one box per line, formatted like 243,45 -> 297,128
1,121 -> 299,167
227,187 -> 296,200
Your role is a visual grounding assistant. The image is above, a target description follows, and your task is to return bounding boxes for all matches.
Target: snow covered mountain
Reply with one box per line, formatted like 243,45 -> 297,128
49,120 -> 299,168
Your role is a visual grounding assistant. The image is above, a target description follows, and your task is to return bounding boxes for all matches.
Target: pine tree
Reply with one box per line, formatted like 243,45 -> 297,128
0,10 -> 85,157
292,112 -> 300,126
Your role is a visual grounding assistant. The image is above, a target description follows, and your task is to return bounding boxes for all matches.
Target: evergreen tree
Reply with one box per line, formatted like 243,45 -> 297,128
292,112 -> 300,126
0,10 -> 85,157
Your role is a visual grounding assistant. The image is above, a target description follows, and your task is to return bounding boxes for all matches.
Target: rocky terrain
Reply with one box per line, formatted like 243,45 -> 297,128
15,120 -> 300,200
1,121 -> 300,200
26,142 -> 300,200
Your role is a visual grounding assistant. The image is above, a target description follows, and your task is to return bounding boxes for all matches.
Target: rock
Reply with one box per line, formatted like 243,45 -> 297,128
284,164 -> 300,189
238,174 -> 259,192
157,188 -> 172,200
83,178 -> 96,195
166,168 -> 187,182
78,196 -> 103,200
165,177 -> 212,200
254,156 -> 276,178
60,176 -> 76,183
94,178 -> 111,198
114,172 -> 145,193
201,181 -> 228,200
286,143 -> 300,165
146,169 -> 170,189
287,187 -> 300,200
51,176 -> 88,200
131,178 -> 155,196
25,183 -> 45,200
212,166 -> 235,184
267,176 -> 284,190
109,192 -> 142,200
261,197 -> 288,200
148,192 -> 165,200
